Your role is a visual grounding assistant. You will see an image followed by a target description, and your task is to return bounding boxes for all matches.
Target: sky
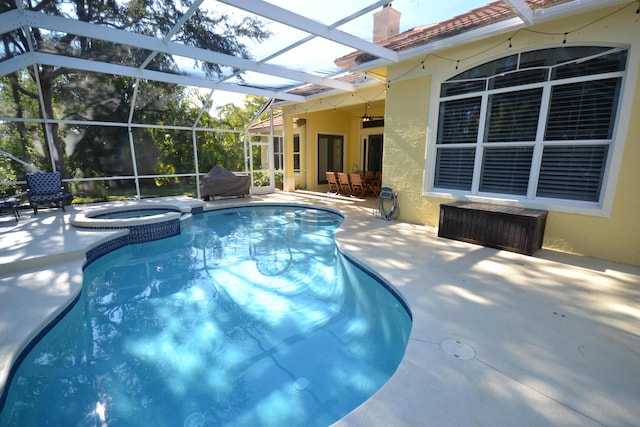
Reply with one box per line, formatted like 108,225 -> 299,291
207,0 -> 490,109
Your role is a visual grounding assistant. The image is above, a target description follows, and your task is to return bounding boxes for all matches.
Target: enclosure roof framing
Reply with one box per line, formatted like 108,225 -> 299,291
3,9 -> 350,99
1,0 -> 630,120
0,2 -> 402,103
217,0 -> 399,62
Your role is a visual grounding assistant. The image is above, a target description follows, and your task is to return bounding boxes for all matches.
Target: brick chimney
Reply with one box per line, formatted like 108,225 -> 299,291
373,4 -> 401,44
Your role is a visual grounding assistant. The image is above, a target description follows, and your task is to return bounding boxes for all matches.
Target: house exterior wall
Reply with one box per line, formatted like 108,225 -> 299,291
383,6 -> 640,265
382,74 -> 435,225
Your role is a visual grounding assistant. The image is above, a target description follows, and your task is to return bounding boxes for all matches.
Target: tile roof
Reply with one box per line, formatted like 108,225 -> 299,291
335,0 -> 573,68
249,114 -> 284,130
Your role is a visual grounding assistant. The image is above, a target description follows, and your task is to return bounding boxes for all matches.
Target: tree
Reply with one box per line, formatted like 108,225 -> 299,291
199,95 -> 267,172
0,0 -> 270,182
0,71 -> 47,175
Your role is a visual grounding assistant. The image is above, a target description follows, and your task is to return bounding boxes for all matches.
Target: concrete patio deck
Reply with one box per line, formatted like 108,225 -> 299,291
1,191 -> 639,426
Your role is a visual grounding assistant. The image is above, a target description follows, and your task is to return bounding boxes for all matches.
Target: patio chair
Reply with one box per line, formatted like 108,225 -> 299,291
326,171 -> 339,194
364,171 -> 381,196
337,172 -> 352,196
0,196 -> 19,222
349,173 -> 366,197
26,172 -> 72,214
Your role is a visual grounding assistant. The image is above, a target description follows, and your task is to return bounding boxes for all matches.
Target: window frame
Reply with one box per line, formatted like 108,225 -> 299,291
424,45 -> 633,217
293,133 -> 301,173
273,135 -> 284,170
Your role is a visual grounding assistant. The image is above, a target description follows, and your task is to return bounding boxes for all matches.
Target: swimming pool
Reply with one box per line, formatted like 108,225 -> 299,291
0,205 -> 411,426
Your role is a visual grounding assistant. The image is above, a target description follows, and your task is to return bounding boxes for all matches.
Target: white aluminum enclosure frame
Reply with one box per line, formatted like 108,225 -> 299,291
2,1 -> 619,198
0,1 -> 399,198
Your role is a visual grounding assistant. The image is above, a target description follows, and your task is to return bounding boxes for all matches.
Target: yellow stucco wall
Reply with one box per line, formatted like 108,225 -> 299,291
381,6 -> 640,265
382,75 -> 441,225
281,4 -> 640,265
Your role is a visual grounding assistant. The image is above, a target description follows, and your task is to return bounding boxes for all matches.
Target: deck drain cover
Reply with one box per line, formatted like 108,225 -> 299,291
441,339 -> 475,360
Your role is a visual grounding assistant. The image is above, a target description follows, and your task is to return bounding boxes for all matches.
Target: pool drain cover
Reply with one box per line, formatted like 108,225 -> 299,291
441,339 -> 475,360
184,412 -> 205,427
294,377 -> 310,392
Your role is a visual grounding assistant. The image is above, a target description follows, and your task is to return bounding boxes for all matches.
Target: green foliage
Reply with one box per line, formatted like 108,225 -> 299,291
197,95 -> 267,172
0,73 -> 50,177
155,163 -> 180,186
0,156 -> 20,197
68,179 -> 109,201
275,169 -> 284,188
251,171 -> 270,187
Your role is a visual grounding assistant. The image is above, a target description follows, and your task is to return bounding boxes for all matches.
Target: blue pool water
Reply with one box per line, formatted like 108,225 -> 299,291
0,206 -> 411,426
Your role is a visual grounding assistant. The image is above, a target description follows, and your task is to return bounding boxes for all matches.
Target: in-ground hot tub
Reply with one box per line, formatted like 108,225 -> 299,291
89,207 -> 180,220
70,203 -> 193,246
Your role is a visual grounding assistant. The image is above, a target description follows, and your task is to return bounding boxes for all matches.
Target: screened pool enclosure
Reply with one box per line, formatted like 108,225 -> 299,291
0,0 -> 400,201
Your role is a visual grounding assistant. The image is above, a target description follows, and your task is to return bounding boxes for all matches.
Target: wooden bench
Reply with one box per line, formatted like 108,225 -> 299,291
438,202 -> 548,255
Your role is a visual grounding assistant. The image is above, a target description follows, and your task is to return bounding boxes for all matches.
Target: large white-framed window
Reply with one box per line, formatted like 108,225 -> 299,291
428,46 -> 628,214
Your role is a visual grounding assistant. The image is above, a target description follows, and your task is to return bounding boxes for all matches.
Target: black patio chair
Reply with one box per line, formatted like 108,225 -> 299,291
26,172 -> 72,214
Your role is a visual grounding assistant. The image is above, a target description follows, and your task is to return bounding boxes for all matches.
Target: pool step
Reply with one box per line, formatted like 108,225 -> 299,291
294,209 -> 340,225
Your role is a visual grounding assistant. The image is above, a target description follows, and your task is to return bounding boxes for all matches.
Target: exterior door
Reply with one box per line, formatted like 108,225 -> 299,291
249,134 -> 274,194
318,134 -> 344,184
364,133 -> 383,174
